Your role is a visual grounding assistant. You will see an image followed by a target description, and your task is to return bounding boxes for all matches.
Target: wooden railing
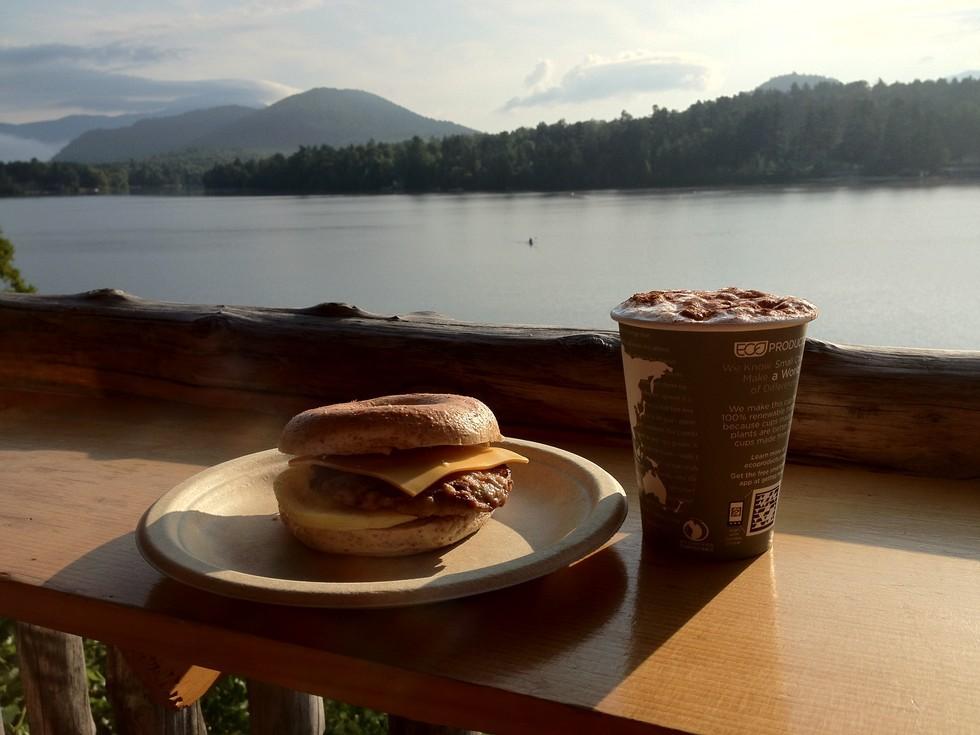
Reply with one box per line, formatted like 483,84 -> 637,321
7,624 -> 472,734
1,289 -> 978,734
1,289 -> 977,478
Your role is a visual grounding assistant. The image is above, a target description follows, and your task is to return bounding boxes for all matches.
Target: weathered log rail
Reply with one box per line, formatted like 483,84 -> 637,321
1,289 -> 977,478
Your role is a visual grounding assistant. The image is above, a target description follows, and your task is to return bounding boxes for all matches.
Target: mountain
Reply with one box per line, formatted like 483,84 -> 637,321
757,73 -> 842,92
0,113 -> 151,144
0,112 -> 153,162
0,82 -> 288,161
190,88 -> 477,153
951,70 -> 980,81
54,106 -> 259,163
54,88 -> 478,163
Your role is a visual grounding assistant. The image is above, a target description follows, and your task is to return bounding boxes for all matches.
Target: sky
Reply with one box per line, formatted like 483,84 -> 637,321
1,0 -> 979,133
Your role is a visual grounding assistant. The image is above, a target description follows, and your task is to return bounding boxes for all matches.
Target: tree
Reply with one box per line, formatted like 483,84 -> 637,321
0,228 -> 35,293
194,77 -> 980,193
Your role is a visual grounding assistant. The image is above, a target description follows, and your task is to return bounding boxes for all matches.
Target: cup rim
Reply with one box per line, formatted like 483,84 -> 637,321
610,311 -> 816,332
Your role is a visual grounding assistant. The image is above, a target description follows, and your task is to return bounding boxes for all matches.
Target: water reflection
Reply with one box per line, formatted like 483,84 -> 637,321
4,185 -> 979,347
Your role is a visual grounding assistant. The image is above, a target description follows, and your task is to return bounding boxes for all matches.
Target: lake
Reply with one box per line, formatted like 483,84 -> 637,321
2,184 -> 978,349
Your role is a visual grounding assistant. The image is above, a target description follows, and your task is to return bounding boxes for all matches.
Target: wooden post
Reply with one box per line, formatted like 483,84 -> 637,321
14,623 -> 96,735
247,679 -> 325,734
388,715 -> 479,735
110,647 -> 220,709
105,647 -> 207,735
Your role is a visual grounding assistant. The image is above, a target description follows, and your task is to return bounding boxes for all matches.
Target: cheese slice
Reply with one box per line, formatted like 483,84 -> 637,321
274,467 -> 416,530
289,444 -> 529,497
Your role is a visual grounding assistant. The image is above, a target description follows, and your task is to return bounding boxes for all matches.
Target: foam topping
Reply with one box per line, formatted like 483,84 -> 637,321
611,287 -> 818,325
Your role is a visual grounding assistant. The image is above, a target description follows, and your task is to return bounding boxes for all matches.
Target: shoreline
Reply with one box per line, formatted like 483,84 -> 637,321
4,170 -> 980,199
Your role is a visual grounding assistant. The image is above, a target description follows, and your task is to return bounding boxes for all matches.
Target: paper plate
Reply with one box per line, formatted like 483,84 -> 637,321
136,438 -> 628,608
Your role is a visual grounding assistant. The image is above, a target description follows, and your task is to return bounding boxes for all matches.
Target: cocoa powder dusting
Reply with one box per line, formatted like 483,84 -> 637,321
615,287 -> 817,324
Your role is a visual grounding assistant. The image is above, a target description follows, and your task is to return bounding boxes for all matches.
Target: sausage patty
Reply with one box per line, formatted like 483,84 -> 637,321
311,465 -> 513,518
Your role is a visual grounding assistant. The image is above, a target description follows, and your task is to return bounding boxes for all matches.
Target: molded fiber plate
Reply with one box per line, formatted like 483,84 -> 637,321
136,439 -> 628,608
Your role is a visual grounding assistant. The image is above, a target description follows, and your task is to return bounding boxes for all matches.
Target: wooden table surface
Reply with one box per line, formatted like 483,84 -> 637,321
1,389 -> 978,734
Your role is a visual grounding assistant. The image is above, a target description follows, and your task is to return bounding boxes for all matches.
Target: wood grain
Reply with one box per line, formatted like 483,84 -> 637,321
1,391 -> 978,734
106,648 -> 208,735
14,624 -> 95,735
246,680 -> 324,735
1,290 -> 978,478
794,340 -> 980,476
387,716 -> 478,735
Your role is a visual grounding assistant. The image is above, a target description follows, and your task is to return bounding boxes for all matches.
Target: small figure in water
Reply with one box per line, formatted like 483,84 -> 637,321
528,237 -> 534,246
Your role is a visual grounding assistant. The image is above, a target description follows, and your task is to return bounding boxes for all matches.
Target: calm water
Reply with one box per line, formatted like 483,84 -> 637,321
2,184 -> 978,349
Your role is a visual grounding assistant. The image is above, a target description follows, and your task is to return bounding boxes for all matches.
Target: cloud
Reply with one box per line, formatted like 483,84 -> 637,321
238,0 -> 324,18
74,0 -> 325,38
0,133 -> 64,163
504,52 -> 712,110
0,42 -> 183,70
0,66 -> 296,116
0,42 -> 298,120
524,59 -> 553,89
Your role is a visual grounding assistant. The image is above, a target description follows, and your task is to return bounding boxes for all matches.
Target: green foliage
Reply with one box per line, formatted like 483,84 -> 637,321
197,679 -> 388,735
0,620 -> 389,734
0,229 -> 35,293
200,675 -> 251,734
0,160 -> 128,197
83,639 -> 113,734
0,619 -> 27,735
0,149 -> 266,197
203,77 -> 980,194
0,620 -> 108,735
326,700 -> 387,735
196,678 -> 388,735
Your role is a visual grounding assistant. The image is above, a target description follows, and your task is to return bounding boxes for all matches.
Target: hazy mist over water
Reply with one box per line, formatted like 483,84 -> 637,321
2,184 -> 978,349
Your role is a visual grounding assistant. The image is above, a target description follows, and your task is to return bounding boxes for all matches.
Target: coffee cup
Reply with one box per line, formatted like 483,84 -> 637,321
611,288 -> 817,560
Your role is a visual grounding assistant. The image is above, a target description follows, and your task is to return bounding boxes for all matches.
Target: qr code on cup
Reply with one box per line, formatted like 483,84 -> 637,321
747,483 -> 780,536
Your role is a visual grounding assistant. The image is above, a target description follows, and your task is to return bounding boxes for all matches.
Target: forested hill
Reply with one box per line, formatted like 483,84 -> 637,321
51,88 -> 477,164
54,106 -> 258,163
203,77 -> 980,193
190,88 -> 477,152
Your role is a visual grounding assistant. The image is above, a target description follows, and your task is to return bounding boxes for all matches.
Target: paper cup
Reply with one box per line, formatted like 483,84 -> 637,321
612,297 -> 815,560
